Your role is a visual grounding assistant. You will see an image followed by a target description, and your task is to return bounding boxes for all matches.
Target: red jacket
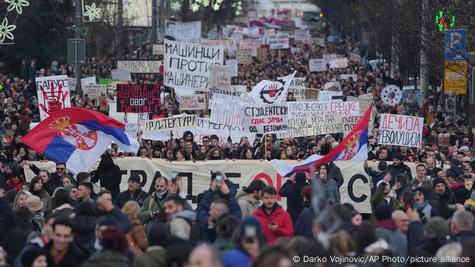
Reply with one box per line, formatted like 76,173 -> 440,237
252,204 -> 293,244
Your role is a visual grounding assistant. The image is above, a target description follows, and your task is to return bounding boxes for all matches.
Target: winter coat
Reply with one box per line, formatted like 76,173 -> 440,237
236,191 -> 260,217
315,176 -> 340,205
115,189 -> 149,209
132,246 -> 167,267
140,191 -> 169,233
44,241 -> 89,267
169,209 -> 196,241
433,188 -> 457,219
92,154 -> 122,199
252,204 -> 293,244
99,207 -> 131,234
328,162 -> 344,187
407,221 -> 448,258
451,183 -> 470,204
81,249 -> 130,267
128,218 -> 148,251
374,219 -> 407,257
278,180 -> 307,224
415,202 -> 439,223
294,207 -> 315,240
370,182 -> 399,211
32,189 -> 52,213
222,248 -> 252,267
72,201 -> 99,246
387,163 -> 413,180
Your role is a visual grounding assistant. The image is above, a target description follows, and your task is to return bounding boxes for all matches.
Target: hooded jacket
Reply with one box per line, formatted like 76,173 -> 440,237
374,219 -> 407,257
92,154 -> 122,199
252,203 -> 293,244
278,172 -> 308,224
236,190 -> 260,217
169,209 -> 197,241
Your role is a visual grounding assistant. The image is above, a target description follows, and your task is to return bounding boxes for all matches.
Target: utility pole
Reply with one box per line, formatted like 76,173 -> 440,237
118,0 -> 124,57
419,0 -> 429,109
390,0 -> 401,78
74,0 -> 82,96
151,0 -> 158,44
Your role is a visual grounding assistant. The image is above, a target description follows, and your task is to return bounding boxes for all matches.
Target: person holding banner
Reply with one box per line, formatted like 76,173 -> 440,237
314,164 -> 340,205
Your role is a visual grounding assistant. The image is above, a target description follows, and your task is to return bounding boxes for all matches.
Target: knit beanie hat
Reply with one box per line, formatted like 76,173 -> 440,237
374,204 -> 392,221
21,247 -> 46,267
432,177 -> 446,187
414,187 -> 429,200
63,184 -> 77,196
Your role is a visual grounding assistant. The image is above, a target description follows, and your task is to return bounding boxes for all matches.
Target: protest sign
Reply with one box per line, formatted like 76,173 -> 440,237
225,59 -> 238,77
117,60 -> 161,73
319,90 -> 343,101
340,74 -> 358,81
111,69 -> 132,81
208,65 -> 231,90
293,29 -> 310,44
68,77 -> 77,91
179,94 -> 206,110
116,83 -> 161,113
287,101 -> 359,117
208,89 -> 241,100
125,123 -> 139,140
165,20 -> 201,43
323,54 -> 338,59
288,77 -> 306,101
309,59 -> 327,72
328,58 -> 348,69
152,44 -> 164,55
83,84 -> 107,104
176,118 -> 255,146
141,115 -> 198,134
243,105 -> 288,134
350,52 -> 362,62
268,34 -> 290,49
323,81 -> 342,91
24,159 -> 372,213
236,47 -> 253,64
249,72 -> 295,105
35,75 -> 71,121
285,114 -> 344,138
81,76 -> 96,86
313,37 -> 325,46
164,40 -> 224,91
210,91 -> 246,127
378,114 -> 424,148
304,89 -> 319,100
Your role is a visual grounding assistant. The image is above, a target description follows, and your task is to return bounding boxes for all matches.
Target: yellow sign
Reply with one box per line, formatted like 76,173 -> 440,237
444,61 -> 467,94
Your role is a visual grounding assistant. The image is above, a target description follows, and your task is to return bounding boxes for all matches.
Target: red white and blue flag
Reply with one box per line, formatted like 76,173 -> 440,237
272,104 -> 373,177
22,108 -> 139,173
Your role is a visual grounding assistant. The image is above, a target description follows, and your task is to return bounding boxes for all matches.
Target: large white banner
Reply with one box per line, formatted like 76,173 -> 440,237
164,40 -> 224,91
165,20 -> 202,43
378,114 -> 424,148
24,159 -> 372,213
35,75 -> 71,121
285,114 -> 344,138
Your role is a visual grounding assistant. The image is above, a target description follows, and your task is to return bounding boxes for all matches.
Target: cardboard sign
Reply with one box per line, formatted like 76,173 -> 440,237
328,58 -> 348,69
81,76 -> 96,86
293,29 -> 310,44
285,114 -> 344,137
165,20 -> 202,43
164,40 -> 224,91
210,91 -> 246,127
111,69 -> 132,81
179,94 -> 206,110
236,47 -> 253,65
116,83 -> 161,113
378,114 -> 424,148
68,77 -> 77,92
208,65 -> 231,90
35,75 -> 71,121
340,74 -> 358,81
309,59 -> 327,72
225,59 -> 238,77
141,115 -> 198,134
117,60 -> 161,73
268,34 -> 290,49
83,84 -> 107,104
444,61 -> 467,95
243,105 -> 288,134
319,90 -> 343,101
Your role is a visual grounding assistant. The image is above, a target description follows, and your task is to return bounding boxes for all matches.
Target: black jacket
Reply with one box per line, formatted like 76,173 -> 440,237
92,154 -> 122,199
72,201 -> 99,246
387,163 -> 413,180
278,180 -> 307,225
115,189 -> 149,208
44,241 -> 89,267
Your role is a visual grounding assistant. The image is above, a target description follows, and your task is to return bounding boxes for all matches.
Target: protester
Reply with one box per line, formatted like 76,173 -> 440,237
115,174 -> 149,208
237,180 -> 266,217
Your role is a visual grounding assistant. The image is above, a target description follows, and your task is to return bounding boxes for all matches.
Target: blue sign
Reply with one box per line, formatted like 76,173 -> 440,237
445,29 -> 466,62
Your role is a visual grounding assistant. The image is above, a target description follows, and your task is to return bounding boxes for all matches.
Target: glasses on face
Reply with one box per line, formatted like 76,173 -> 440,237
56,168 -> 65,171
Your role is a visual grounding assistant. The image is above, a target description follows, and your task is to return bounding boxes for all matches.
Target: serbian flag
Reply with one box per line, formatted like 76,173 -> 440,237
272,104 -> 373,176
22,108 -> 139,174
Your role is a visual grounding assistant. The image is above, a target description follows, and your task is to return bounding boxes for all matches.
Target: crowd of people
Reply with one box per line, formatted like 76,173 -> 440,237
1,11 -> 475,267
